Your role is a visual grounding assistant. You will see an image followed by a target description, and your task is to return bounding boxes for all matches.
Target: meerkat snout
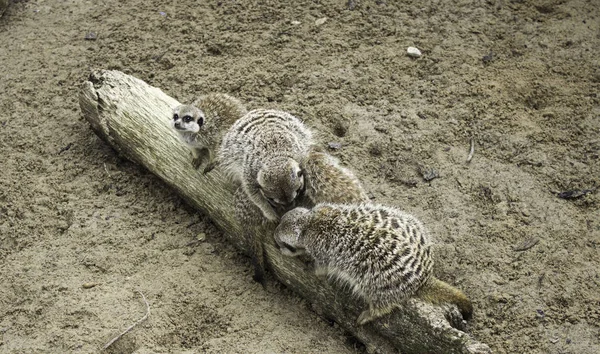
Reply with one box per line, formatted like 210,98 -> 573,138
257,158 -> 304,207
274,208 -> 310,256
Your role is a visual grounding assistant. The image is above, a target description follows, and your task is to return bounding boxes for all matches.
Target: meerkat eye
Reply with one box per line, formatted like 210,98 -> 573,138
173,113 -> 179,120
282,242 -> 297,253
297,170 -> 303,178
183,115 -> 193,123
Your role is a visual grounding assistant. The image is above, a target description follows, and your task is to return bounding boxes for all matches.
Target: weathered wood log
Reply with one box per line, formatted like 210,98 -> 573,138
79,70 -> 492,354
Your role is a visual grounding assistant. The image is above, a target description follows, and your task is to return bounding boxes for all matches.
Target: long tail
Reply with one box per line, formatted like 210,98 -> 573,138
415,277 -> 473,320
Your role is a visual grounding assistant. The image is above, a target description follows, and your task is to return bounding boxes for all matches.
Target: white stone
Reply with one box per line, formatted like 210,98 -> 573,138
315,17 -> 327,26
291,20 -> 301,26
407,46 -> 422,58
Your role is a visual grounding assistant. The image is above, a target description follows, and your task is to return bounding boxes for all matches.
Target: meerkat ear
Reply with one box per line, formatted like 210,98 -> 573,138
197,116 -> 204,127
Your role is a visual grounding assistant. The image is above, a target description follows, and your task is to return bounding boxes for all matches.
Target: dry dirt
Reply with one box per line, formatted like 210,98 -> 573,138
1,0 -> 599,353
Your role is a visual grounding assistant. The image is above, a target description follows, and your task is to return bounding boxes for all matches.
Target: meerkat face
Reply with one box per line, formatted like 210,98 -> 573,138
274,208 -> 310,257
257,158 -> 304,209
171,105 -> 205,134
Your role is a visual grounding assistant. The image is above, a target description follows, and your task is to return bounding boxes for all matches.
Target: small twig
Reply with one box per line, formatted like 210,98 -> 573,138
103,291 -> 150,350
152,46 -> 170,62
103,163 -> 111,177
466,138 -> 475,163
513,237 -> 539,252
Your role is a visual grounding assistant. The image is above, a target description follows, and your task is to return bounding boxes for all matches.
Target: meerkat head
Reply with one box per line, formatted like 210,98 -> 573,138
274,207 -> 311,256
171,104 -> 206,134
257,158 -> 305,209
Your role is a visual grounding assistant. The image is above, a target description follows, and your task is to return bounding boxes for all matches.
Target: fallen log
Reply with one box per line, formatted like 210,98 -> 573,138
79,69 -> 492,354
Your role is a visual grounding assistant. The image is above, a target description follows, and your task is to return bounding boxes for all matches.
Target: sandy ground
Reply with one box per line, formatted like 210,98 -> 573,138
1,0 -> 599,353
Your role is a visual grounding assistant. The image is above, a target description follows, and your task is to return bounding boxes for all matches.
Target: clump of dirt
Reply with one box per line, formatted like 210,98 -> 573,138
0,0 -> 598,353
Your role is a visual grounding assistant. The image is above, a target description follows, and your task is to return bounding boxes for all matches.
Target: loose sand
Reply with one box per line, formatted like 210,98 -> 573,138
1,1 -> 598,353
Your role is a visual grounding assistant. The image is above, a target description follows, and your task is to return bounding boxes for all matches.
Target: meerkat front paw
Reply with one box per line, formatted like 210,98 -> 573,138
259,205 -> 280,222
203,160 -> 217,174
357,309 -> 376,326
192,156 -> 203,169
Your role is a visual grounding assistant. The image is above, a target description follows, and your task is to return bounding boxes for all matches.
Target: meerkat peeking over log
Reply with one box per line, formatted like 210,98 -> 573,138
274,203 -> 473,325
171,93 -> 246,173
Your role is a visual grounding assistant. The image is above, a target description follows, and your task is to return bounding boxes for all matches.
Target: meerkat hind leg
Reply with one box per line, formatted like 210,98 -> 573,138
234,190 -> 268,289
249,228 -> 267,289
357,302 -> 396,326
244,181 -> 279,222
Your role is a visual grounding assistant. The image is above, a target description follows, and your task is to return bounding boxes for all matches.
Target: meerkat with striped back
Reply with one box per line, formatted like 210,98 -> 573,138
218,109 -> 313,222
171,93 -> 246,173
218,109 -> 313,285
274,203 -> 473,325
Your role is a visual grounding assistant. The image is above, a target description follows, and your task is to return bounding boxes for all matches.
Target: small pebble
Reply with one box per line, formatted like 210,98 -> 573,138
407,46 -> 422,58
82,282 -> 99,289
420,167 -> 439,181
482,51 -> 494,63
84,32 -> 97,41
328,142 -> 342,150
196,232 -> 206,242
291,20 -> 301,25
204,244 -> 216,255
315,17 -> 327,26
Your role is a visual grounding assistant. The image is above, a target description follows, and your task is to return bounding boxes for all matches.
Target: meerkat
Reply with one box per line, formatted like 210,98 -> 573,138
171,93 -> 247,173
218,109 -> 312,285
299,146 -> 369,206
274,203 -> 473,325
218,109 -> 313,222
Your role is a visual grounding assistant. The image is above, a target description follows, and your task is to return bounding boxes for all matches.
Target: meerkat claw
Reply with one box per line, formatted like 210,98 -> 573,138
203,161 -> 217,174
357,310 -> 375,326
192,156 -> 203,170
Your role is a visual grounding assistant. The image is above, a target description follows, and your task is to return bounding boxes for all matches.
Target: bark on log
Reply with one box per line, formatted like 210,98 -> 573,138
79,69 -> 492,354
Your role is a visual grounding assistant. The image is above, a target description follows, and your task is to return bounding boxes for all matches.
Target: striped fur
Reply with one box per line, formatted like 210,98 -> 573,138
172,93 -> 246,172
218,109 -> 313,222
274,203 -> 436,325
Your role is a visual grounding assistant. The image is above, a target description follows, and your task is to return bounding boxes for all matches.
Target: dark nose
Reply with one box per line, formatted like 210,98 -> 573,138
174,122 -> 181,128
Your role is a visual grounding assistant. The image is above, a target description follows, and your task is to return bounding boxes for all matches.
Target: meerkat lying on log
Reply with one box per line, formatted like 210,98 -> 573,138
274,203 -> 473,325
